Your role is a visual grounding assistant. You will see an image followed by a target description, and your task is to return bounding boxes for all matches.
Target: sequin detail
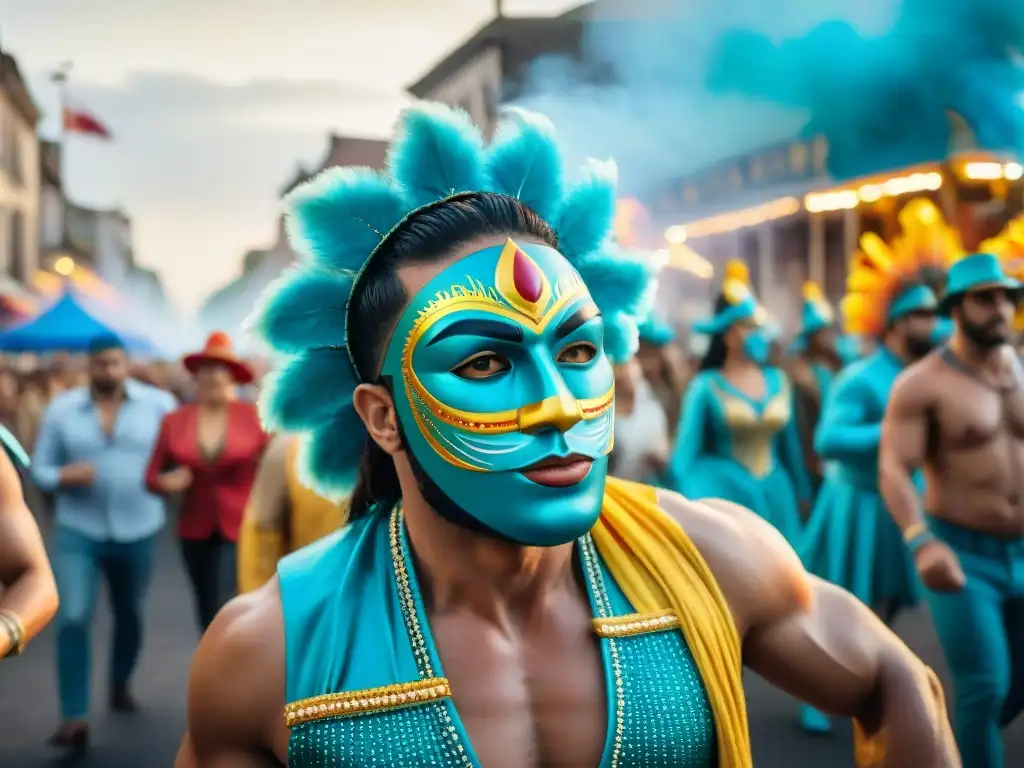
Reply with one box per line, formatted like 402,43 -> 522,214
289,701 -> 468,767
285,678 -> 451,727
593,610 -> 681,638
580,534 -> 717,767
613,619 -> 718,765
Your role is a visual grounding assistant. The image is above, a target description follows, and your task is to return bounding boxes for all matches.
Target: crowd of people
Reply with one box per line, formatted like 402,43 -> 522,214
1,101 -> 1023,767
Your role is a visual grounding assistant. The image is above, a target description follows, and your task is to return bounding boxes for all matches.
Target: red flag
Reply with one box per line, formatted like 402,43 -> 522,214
63,107 -> 112,139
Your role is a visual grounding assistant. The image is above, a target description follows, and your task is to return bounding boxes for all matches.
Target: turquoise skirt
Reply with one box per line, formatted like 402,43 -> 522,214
683,455 -> 802,544
801,465 -> 920,609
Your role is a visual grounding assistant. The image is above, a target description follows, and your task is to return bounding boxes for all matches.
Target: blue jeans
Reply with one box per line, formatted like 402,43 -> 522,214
53,525 -> 157,720
926,518 -> 1024,768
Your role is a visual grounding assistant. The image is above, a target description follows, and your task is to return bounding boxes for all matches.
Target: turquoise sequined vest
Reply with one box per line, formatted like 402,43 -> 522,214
279,505 -> 717,767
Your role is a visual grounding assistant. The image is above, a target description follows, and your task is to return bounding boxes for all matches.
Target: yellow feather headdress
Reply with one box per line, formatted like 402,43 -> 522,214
802,280 -> 834,320
978,215 -> 1024,329
979,215 -> 1024,280
841,198 -> 965,335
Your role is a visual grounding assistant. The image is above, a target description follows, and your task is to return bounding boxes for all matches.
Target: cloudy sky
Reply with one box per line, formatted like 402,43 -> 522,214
0,0 -> 579,310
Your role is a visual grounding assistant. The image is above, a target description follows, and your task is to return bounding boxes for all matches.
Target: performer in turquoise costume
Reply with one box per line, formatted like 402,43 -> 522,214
882,251 -> 1024,768
786,281 -> 840,500
173,104 -> 962,768
799,199 -> 961,734
670,259 -> 811,544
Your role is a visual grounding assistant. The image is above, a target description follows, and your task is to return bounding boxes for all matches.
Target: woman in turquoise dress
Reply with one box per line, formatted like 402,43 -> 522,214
670,260 -> 811,545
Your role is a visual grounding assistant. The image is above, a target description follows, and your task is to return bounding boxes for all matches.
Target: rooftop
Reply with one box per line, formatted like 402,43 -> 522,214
0,47 -> 41,127
406,6 -> 593,99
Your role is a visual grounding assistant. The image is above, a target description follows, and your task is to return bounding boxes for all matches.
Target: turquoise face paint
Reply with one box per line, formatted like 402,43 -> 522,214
380,239 -> 615,545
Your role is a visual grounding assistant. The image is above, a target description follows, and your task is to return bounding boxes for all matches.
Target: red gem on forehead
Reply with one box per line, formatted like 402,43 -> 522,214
511,247 -> 543,303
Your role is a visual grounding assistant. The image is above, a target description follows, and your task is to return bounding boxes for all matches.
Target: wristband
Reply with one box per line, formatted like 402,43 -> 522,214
0,609 -> 25,658
902,523 -> 935,554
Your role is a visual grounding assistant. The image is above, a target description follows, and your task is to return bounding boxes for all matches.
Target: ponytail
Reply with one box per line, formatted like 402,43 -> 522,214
347,438 -> 401,521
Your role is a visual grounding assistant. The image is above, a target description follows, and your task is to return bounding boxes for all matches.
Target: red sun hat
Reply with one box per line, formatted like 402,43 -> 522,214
182,331 -> 254,385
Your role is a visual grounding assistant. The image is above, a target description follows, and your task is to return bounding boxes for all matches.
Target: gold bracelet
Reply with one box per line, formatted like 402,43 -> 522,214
0,609 -> 25,658
902,522 -> 927,544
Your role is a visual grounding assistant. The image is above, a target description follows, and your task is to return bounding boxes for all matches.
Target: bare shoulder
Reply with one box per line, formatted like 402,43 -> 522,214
187,577 -> 287,759
654,489 -> 809,636
890,352 -> 943,406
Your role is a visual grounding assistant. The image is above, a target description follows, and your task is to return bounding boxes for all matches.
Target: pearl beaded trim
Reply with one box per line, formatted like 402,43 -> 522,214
592,610 -> 681,638
284,678 -> 452,727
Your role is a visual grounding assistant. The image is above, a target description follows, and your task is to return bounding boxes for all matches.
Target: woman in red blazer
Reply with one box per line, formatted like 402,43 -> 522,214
145,332 -> 269,632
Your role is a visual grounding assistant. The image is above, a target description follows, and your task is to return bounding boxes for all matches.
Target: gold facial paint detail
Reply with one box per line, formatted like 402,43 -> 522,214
494,238 -> 553,322
518,391 -> 584,434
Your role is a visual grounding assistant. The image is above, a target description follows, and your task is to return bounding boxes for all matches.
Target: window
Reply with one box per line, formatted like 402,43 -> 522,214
9,210 -> 24,282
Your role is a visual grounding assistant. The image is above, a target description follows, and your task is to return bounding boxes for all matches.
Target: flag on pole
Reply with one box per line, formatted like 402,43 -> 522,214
63,106 -> 112,139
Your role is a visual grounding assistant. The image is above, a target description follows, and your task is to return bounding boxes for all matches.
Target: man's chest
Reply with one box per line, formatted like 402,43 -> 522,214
288,615 -> 717,768
430,609 -> 609,768
60,403 -> 163,458
934,378 -> 1024,448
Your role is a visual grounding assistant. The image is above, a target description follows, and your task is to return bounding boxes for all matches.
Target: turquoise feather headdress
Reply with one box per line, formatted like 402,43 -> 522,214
249,103 -> 660,498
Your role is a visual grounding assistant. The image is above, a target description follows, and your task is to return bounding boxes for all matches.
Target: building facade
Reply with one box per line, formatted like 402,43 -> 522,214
0,49 -> 41,287
406,8 -> 595,137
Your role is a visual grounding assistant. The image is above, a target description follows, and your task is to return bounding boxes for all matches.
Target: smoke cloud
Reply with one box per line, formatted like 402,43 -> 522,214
513,0 -> 1024,197
512,0 -> 893,199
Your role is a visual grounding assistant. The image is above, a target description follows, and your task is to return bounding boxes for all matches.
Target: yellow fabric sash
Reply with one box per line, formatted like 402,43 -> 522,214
284,437 -> 349,551
591,478 -> 752,767
237,517 -> 286,594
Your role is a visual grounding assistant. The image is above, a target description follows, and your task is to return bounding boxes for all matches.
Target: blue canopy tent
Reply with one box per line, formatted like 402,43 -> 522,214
0,289 -> 159,354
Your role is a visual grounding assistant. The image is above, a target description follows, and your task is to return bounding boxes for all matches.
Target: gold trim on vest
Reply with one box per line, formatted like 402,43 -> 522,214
284,677 -> 452,727
592,610 -> 681,638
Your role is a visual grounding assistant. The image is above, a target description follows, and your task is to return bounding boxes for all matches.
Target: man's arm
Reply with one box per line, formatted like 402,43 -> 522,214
175,581 -> 287,767
29,403 -> 64,493
879,364 -> 931,533
237,435 -> 292,594
662,492 -> 958,767
0,448 -> 58,656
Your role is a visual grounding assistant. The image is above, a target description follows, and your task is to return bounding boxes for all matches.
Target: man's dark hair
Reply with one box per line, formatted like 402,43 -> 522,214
346,192 -> 557,520
88,333 -> 126,355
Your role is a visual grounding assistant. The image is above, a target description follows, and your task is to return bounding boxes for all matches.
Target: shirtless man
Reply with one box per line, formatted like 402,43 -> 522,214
881,252 -> 1024,768
175,103 -> 956,768
0,427 -> 58,660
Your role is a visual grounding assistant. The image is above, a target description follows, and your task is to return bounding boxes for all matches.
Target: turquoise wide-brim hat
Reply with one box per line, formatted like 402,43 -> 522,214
888,283 -> 938,323
938,252 -> 1024,315
691,293 -> 765,335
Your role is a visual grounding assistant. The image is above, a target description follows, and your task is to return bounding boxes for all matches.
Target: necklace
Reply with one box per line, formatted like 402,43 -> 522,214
939,346 -> 1021,394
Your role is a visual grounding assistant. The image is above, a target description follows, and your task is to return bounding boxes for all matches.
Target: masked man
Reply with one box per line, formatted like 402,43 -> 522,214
174,104 -> 957,768
882,252 -> 1024,768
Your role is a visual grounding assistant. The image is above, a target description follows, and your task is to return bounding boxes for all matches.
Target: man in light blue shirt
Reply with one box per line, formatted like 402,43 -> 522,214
32,335 -> 175,753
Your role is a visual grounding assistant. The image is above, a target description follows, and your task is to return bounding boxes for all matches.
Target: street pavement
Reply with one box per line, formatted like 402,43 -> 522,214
1,527 -> 1022,767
